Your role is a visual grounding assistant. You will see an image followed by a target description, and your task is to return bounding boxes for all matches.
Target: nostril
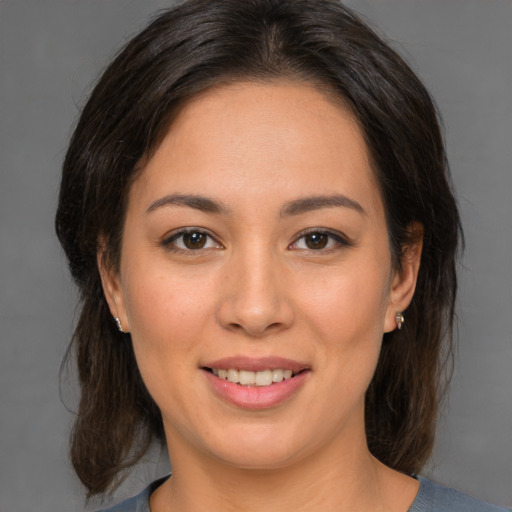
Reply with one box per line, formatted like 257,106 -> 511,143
216,292 -> 294,337
226,320 -> 285,337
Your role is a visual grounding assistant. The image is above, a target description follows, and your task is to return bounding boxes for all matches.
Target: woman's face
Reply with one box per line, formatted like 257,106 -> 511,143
101,81 -> 419,471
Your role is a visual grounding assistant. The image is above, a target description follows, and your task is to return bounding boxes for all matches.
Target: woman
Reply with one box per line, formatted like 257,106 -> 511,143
55,1 -> 508,511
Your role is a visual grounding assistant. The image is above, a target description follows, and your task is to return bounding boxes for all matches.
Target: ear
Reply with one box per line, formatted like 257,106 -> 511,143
97,242 -> 130,333
384,223 -> 423,333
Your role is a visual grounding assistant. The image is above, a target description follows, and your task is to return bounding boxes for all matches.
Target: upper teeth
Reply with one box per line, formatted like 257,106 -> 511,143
212,368 -> 294,386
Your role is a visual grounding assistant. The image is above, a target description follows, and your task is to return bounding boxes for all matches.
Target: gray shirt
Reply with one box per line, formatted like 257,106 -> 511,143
96,475 -> 510,512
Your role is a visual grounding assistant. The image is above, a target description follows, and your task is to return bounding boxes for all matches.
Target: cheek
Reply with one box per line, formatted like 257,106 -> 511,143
298,260 -> 391,344
121,266 -> 216,364
120,269 -> 219,418
294,259 -> 390,399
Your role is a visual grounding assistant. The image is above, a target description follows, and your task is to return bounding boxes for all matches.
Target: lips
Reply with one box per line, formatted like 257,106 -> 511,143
202,356 -> 310,409
204,356 -> 307,374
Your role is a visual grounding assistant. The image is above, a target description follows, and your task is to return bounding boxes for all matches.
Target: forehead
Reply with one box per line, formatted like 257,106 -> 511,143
131,81 -> 383,217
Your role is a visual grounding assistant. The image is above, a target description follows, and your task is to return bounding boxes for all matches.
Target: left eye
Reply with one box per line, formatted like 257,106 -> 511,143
164,230 -> 220,251
291,231 -> 345,251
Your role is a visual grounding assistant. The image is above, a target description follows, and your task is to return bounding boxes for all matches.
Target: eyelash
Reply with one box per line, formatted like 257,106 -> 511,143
161,228 -> 351,254
162,228 -> 222,253
289,229 -> 352,252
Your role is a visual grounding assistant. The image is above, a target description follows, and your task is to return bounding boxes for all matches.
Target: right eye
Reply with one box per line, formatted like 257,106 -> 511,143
162,229 -> 222,252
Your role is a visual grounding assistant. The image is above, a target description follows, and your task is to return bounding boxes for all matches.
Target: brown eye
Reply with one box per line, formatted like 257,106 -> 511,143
290,230 -> 350,252
163,229 -> 221,252
304,232 -> 328,249
182,231 -> 207,249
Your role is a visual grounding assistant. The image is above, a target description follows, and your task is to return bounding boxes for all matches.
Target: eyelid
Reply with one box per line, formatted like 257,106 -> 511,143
161,227 -> 223,251
289,228 -> 352,251
161,226 -> 351,252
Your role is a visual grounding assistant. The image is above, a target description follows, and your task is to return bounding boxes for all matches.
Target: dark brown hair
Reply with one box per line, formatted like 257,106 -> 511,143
56,0 -> 462,496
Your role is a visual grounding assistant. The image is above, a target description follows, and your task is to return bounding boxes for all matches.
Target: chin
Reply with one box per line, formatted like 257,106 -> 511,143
201,423 -> 314,470
216,446 -> 303,471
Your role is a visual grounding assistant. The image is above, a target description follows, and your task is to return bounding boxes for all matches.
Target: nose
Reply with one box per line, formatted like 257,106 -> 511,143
216,247 -> 294,338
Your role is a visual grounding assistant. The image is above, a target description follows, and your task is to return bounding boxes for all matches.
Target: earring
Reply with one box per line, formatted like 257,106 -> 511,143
114,316 -> 127,333
395,311 -> 405,330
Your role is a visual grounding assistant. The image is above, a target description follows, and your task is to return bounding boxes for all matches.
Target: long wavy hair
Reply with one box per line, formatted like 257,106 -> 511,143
56,0 -> 462,496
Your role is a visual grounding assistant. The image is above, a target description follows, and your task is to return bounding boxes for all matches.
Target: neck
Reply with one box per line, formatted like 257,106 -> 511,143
150,433 -> 412,512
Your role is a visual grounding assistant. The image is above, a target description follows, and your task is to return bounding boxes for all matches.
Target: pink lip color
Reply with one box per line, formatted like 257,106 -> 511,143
204,356 -> 308,373
202,357 -> 310,410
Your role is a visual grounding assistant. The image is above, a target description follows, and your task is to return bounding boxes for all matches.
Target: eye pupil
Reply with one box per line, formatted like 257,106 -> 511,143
183,232 -> 206,249
306,233 -> 328,249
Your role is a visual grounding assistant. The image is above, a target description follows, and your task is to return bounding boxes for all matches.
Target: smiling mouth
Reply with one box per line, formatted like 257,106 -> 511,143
206,368 -> 302,387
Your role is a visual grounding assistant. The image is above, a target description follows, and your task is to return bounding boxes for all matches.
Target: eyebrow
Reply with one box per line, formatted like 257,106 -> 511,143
146,193 -> 365,217
146,194 -> 231,215
280,194 -> 365,217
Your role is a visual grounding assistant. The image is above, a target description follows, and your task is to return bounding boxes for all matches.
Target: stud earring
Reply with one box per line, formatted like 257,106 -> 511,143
114,316 -> 127,333
395,311 -> 404,330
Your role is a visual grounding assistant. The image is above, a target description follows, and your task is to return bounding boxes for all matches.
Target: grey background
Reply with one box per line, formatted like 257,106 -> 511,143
0,0 -> 510,510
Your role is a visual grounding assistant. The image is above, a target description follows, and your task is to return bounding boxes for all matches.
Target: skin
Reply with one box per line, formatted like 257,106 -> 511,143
100,81 -> 422,512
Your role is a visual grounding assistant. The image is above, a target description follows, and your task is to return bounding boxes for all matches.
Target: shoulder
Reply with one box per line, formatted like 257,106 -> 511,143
92,477 -> 169,512
410,476 -> 510,512
94,493 -> 147,512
